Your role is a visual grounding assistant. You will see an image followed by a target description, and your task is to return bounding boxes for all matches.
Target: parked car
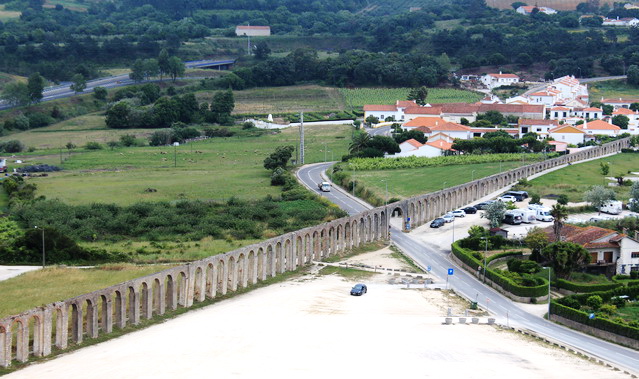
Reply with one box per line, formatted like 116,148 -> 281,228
503,190 -> 528,201
451,209 -> 466,217
498,195 -> 517,203
442,213 -> 455,223
503,212 -> 523,225
430,218 -> 446,228
462,206 -> 477,214
350,283 -> 367,296
474,201 -> 494,210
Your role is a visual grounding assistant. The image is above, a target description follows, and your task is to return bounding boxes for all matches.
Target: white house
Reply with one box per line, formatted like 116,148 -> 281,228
551,76 -> 589,104
548,124 -> 586,145
613,107 -> 639,132
481,72 -> 520,90
528,89 -> 559,106
235,25 -> 271,36
602,17 -> 639,26
518,118 -> 559,138
426,121 -> 471,140
549,106 -> 571,120
398,138 -> 424,154
389,138 -> 454,158
572,107 -> 603,120
401,117 -> 447,130
602,98 -> 639,109
516,5 -> 557,15
580,119 -> 622,137
363,104 -> 403,122
543,224 -> 639,276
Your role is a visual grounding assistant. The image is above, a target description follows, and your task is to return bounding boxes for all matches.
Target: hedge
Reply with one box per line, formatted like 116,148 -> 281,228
452,242 -> 548,298
486,251 -> 524,264
555,279 -> 623,293
551,300 -> 639,341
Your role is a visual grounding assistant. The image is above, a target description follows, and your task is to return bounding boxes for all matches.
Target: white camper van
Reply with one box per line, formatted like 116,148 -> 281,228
513,208 -> 537,223
599,200 -> 622,215
534,207 -> 554,222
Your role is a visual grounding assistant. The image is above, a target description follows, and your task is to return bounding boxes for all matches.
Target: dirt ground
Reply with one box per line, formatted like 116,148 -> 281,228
8,249 -> 625,378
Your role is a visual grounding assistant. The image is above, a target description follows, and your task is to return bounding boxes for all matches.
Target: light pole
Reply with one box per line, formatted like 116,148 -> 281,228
34,226 -> 45,269
324,143 -> 327,162
543,266 -> 552,319
471,170 -> 476,182
481,237 -> 488,283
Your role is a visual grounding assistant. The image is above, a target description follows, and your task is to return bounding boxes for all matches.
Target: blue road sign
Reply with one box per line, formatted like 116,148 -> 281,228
589,313 -> 596,320
407,217 -> 411,222
427,265 -> 432,272
448,268 -> 454,276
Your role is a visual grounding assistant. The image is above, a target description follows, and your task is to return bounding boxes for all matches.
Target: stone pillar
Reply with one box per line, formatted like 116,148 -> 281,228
32,315 -> 43,357
129,288 -> 140,325
16,320 -> 28,362
42,307 -> 52,356
103,297 -> 113,333
86,301 -> 98,338
168,277 -> 178,310
72,305 -> 83,344
141,285 -> 152,319
116,292 -> 126,329
55,306 -> 68,350
156,281 -> 166,315
0,322 -> 10,367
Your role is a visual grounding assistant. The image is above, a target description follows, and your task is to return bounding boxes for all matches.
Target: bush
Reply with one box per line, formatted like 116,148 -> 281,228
270,167 -> 287,186
555,278 -> 622,293
26,112 -> 54,128
85,141 -> 103,150
507,259 -> 540,274
242,121 -> 255,129
632,271 -> 639,280
1,140 -> 24,153
557,194 -> 568,205
204,127 -> 235,138
149,130 -> 173,146
586,295 -> 603,310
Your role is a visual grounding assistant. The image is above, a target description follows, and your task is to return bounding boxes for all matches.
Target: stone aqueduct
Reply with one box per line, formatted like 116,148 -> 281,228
0,137 -> 629,367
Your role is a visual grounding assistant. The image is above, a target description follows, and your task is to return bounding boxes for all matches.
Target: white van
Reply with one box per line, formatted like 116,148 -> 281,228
535,207 -> 554,222
599,200 -> 622,215
514,209 -> 537,223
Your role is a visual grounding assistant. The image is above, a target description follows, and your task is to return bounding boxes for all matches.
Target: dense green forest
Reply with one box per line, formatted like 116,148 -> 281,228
1,0 -> 639,83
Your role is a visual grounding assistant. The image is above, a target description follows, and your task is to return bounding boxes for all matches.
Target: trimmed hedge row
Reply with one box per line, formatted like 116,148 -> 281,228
452,242 -> 548,298
551,286 -> 639,341
555,279 -> 623,293
486,251 -> 523,264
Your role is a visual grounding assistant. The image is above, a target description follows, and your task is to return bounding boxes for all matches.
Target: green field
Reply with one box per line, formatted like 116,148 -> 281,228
0,5 -> 20,21
527,153 -> 639,202
43,0 -> 90,11
345,160 -> 530,201
0,264 -> 173,319
589,80 -> 639,101
339,87 -> 483,109
18,123 -> 351,205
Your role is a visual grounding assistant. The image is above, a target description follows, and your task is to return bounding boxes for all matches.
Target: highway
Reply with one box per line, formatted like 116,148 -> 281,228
297,162 -> 639,375
0,59 -> 235,111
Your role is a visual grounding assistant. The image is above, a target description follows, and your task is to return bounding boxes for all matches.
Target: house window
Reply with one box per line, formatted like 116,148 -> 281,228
521,127 -> 529,133
380,115 -> 384,119
632,252 -> 639,258
563,112 -> 567,117
554,112 -> 558,118
536,128 -> 542,132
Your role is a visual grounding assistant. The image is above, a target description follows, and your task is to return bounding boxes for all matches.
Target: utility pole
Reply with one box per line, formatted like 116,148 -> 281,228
299,112 -> 304,165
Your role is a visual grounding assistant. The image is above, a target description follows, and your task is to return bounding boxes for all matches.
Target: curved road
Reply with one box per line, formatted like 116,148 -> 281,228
297,162 -> 639,375
0,59 -> 235,111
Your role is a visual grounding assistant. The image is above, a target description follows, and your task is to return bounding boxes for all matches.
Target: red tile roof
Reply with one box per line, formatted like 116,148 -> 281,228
602,98 -> 639,104
425,140 -> 454,150
581,107 -> 603,112
363,104 -> 397,111
613,108 -> 636,115
581,120 -> 621,131
479,103 -> 544,114
441,103 -> 479,114
430,122 -> 471,132
396,100 -> 417,108
550,106 -> 570,111
542,225 -> 620,246
414,126 -> 432,133
237,25 -> 270,30
403,117 -> 446,127
404,106 -> 443,115
488,73 -> 519,79
548,124 -> 585,134
470,127 -> 519,134
402,139 -> 423,149
530,91 -> 555,97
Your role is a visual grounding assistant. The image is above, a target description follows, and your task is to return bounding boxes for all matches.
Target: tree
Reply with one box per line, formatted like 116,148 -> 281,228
524,227 -> 549,262
129,59 -> 145,82
349,132 -> 371,154
627,65 -> 639,86
542,241 -> 590,279
629,181 -> 639,212
481,201 -> 506,228
143,58 -> 159,80
557,194 -> 569,205
550,204 -> 568,242
167,56 -> 185,82
211,89 -> 235,115
263,146 -> 295,170
158,49 -> 170,80
70,74 -> 86,93
407,86 -> 429,106
255,41 -> 271,60
584,185 -> 616,213
1,82 -> 30,106
105,102 -> 131,129
365,115 -> 379,126
612,114 -> 629,129
600,161 -> 609,177
27,72 -> 45,103
93,86 -> 108,101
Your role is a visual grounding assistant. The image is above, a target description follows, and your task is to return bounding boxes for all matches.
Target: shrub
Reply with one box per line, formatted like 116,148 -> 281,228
599,303 -> 617,316
85,141 -> 103,150
557,194 -> 569,205
1,140 -> 24,153
632,271 -> 639,280
270,167 -> 287,186
149,130 -> 172,146
242,121 -> 255,129
204,127 -> 235,138
586,295 -> 603,310
26,112 -> 54,128
507,259 -> 540,274
120,134 -> 137,147
555,279 -> 622,293
610,296 -> 626,308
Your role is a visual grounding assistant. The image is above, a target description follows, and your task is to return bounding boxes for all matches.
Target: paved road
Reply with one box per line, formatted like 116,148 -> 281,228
579,75 -> 626,83
366,124 -> 391,137
296,162 -> 639,375
0,59 -> 235,111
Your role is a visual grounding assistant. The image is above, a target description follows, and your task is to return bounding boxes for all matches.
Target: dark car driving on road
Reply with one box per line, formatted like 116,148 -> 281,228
350,283 -> 367,296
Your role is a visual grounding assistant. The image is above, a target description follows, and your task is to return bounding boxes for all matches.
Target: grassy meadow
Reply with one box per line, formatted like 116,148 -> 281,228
11,122 -> 351,205
527,153 -> 639,202
345,160 -> 531,201
339,87 -> 483,109
589,80 -> 639,101
0,264 -> 174,319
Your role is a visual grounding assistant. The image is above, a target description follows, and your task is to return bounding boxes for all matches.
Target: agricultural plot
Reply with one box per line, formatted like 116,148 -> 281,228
339,87 -> 482,109
527,153 -> 639,202
0,5 -> 20,21
484,0 -> 612,10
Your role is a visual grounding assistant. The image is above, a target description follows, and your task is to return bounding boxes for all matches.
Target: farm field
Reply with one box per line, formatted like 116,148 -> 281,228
484,0 -> 612,10
43,0 -> 90,11
527,153 -> 639,202
0,5 -> 20,21
0,264 -> 174,319
589,80 -> 639,102
339,87 -> 483,109
22,123 -> 351,205
0,113 -> 156,150
345,160 -> 530,200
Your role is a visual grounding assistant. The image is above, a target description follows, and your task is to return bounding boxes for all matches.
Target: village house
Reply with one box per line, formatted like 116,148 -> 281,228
391,138 -> 454,158
516,5 -> 557,15
518,118 -> 559,138
602,17 -> 639,26
572,107 -> 603,120
612,107 -> 639,132
549,106 -> 571,120
543,224 -> 639,276
480,72 -> 520,90
580,119 -> 622,137
602,98 -> 639,109
235,25 -> 271,36
528,89 -> 560,106
547,124 -> 586,145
